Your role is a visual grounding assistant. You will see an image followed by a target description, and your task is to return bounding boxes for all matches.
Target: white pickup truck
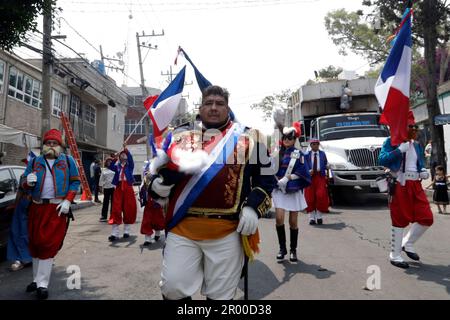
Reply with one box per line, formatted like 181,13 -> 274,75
308,112 -> 389,201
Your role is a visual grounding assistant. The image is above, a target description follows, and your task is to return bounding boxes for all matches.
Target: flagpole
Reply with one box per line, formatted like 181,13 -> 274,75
124,111 -> 149,145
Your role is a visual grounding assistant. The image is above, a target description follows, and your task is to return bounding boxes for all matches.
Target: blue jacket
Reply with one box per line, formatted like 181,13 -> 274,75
276,147 -> 311,192
304,150 -> 328,177
23,154 -> 80,202
378,137 -> 425,172
110,149 -> 135,186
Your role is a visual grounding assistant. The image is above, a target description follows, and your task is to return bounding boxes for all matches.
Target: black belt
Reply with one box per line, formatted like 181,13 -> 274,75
186,213 -> 239,221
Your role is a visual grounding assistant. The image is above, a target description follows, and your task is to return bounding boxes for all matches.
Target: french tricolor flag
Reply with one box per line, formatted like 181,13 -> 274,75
146,66 -> 186,137
375,8 -> 412,146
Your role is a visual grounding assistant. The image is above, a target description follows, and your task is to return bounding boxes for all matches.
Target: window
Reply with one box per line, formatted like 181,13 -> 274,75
11,168 -> 25,185
70,94 -> 81,117
0,60 -> 4,93
85,104 -> 96,124
8,66 -> 42,109
51,89 -> 65,117
125,119 -> 144,134
127,95 -> 144,107
113,114 -> 117,131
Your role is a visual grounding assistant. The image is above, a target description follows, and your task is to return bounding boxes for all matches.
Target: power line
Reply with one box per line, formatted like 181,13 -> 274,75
59,0 -> 320,12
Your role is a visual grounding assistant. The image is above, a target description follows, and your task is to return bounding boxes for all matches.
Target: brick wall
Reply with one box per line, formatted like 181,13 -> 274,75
2,143 -> 28,166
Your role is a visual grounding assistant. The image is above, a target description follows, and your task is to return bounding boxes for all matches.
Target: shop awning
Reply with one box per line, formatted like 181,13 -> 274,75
0,124 -> 40,148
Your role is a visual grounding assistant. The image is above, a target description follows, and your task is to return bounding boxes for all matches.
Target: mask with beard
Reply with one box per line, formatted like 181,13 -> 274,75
43,144 -> 63,158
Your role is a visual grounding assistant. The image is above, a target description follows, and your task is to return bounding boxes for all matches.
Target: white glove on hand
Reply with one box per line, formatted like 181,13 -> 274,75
277,176 -> 289,191
237,206 -> 258,236
290,174 -> 300,180
419,170 -> 429,180
26,173 -> 37,186
151,177 -> 174,198
56,200 -> 72,216
398,142 -> 410,153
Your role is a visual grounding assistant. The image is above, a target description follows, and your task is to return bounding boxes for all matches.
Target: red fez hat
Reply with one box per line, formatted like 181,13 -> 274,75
309,138 -> 320,144
43,129 -> 63,145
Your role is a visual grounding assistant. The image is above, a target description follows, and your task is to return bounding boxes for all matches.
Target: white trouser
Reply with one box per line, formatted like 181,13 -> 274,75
309,211 -> 316,221
124,224 -> 131,235
144,234 -> 154,243
316,211 -> 323,219
402,222 -> 429,253
160,231 -> 244,300
390,227 -> 405,262
34,258 -> 54,288
111,224 -> 120,237
32,258 -> 39,280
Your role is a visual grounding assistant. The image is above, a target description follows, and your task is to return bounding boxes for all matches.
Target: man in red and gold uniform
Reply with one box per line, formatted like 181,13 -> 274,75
22,129 -> 80,299
149,85 -> 275,300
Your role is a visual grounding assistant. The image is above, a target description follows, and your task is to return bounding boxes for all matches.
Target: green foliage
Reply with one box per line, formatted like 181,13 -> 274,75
363,0 -> 450,46
324,8 -> 391,63
318,65 -> 343,79
250,89 -> 292,120
0,0 -> 57,51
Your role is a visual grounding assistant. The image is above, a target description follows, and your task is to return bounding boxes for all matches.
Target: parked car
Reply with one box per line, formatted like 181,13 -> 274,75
0,165 -> 26,251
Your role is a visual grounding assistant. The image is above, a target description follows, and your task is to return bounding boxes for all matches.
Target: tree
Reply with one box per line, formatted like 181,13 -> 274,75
0,0 -> 57,51
325,0 -> 450,170
250,89 -> 292,121
324,8 -> 391,64
317,65 -> 343,79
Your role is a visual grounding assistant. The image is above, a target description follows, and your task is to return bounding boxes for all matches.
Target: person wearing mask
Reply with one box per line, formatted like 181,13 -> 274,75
22,129 -> 80,299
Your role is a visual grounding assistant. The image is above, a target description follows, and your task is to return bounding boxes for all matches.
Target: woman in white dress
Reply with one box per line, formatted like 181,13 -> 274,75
272,123 -> 311,262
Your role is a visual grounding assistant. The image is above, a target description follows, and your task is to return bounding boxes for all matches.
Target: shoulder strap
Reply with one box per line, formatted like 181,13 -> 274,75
66,154 -> 71,170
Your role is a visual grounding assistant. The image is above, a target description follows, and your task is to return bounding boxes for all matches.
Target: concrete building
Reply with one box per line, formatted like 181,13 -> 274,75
0,50 -> 127,182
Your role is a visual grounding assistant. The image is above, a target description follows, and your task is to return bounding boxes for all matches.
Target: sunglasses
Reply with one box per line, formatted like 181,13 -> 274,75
282,136 -> 295,140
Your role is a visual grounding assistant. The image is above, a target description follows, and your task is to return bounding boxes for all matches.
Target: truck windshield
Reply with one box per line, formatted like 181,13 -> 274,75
318,114 -> 389,141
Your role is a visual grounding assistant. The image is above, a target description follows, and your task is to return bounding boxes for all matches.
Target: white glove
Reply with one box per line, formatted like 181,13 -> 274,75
151,177 -> 174,198
56,200 -> 72,216
236,206 -> 258,236
26,173 -> 37,186
277,176 -> 289,190
419,170 -> 429,180
290,174 -> 300,180
398,142 -> 409,153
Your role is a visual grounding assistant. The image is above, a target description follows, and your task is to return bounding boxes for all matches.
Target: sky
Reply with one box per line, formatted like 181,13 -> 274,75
18,0 -> 375,134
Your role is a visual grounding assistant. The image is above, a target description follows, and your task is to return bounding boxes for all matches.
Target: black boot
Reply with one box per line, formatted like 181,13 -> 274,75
290,228 -> 299,262
276,225 -> 287,260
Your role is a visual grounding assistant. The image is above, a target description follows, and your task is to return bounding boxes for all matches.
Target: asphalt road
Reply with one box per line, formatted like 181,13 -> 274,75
0,191 -> 449,300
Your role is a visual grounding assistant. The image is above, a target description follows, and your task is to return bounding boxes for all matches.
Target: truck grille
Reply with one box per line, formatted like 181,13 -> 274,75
347,148 -> 381,167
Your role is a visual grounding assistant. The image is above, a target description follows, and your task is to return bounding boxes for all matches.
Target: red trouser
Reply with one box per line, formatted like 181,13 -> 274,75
28,203 -> 68,259
390,180 -> 433,228
305,174 -> 330,213
140,199 -> 165,235
110,181 -> 137,225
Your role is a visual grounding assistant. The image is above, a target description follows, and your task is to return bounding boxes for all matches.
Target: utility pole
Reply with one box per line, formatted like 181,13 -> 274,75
161,65 -> 176,82
41,0 -> 53,140
100,45 -> 125,73
136,30 -> 164,159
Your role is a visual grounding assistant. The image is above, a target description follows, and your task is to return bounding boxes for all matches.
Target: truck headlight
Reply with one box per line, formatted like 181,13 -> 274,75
330,163 -> 348,170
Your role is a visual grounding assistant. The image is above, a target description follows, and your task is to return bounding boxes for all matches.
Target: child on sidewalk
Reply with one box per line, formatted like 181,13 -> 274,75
426,165 -> 449,214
